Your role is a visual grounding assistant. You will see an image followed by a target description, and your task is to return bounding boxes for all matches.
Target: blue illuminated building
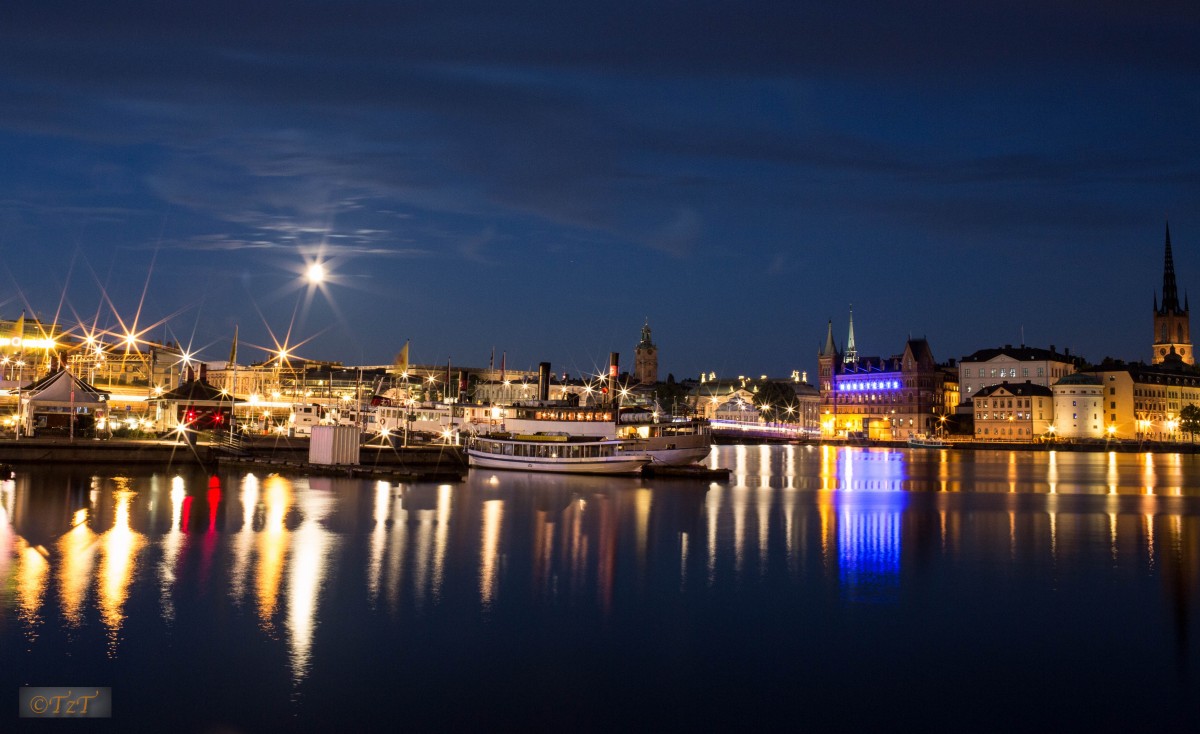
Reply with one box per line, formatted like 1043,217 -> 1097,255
817,312 -> 954,440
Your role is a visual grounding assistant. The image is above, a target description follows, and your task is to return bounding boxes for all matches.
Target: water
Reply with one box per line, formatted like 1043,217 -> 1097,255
2,445 -> 1200,732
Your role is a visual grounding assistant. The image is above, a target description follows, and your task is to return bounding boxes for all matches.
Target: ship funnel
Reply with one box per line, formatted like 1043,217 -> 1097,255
609,352 -> 620,406
538,362 -> 551,402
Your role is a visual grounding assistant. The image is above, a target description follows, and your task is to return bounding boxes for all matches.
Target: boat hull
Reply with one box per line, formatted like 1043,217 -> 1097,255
467,449 -> 649,475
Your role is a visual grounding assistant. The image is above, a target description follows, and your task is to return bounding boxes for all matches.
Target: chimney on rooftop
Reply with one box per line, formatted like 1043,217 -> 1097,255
186,365 -> 195,383
199,363 -> 208,383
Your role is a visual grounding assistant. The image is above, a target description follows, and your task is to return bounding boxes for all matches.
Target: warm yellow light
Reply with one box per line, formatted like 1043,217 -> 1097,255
306,263 -> 326,283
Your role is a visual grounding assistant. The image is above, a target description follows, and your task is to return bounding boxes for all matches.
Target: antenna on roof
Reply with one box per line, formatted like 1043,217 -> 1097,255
1020,325 -> 1025,348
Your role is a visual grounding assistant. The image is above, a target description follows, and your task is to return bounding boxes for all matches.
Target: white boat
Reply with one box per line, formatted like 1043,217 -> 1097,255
498,401 -> 713,465
907,433 -> 950,448
467,432 -> 651,475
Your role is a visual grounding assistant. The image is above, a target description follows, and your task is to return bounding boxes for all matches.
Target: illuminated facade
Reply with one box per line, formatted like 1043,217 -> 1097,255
957,345 -> 1077,399
973,382 -> 1053,441
818,319 -> 948,440
1153,222 -> 1192,365
1081,362 -> 1200,440
1050,373 -> 1104,439
634,320 -> 658,385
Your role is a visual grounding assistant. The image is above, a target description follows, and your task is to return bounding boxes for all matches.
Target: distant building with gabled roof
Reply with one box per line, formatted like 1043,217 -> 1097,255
958,344 -> 1079,400
972,381 -> 1054,441
817,313 -> 949,440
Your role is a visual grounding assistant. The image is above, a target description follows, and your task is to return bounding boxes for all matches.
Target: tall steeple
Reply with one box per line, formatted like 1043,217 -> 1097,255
843,304 -> 858,365
1153,221 -> 1192,365
820,319 -> 836,357
1161,221 -> 1180,313
634,318 -> 658,384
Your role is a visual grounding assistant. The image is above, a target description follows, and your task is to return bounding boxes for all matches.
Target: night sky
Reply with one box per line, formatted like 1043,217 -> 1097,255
0,2 -> 1197,380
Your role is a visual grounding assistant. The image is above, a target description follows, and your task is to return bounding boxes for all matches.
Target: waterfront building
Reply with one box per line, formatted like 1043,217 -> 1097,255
693,380 -> 756,420
973,382 -> 1053,441
0,313 -> 67,388
1081,359 -> 1200,440
790,378 -> 822,435
957,345 -> 1077,399
1153,222 -> 1193,365
1050,373 -> 1105,439
818,317 -> 948,440
714,395 -> 760,423
941,365 -> 961,413
150,364 -> 237,433
634,320 -> 658,385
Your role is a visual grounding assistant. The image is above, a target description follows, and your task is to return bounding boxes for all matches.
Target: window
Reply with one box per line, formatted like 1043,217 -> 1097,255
1110,402 -> 1116,409
1037,368 -> 1045,377
1022,368 -> 1029,377
1109,387 -> 1115,395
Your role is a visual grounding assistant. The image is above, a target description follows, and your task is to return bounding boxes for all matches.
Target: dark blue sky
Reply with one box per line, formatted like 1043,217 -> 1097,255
0,1 -> 1197,379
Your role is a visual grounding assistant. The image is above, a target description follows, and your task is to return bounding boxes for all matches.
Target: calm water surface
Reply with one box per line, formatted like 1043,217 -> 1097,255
3,445 -> 1200,732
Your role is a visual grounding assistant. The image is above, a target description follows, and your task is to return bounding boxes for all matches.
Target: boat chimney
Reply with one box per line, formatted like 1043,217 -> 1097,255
199,363 -> 208,383
609,352 -> 620,406
186,365 -> 195,383
538,362 -> 551,402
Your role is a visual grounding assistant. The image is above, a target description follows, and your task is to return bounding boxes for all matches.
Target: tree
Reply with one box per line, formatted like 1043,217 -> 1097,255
655,375 -> 692,416
1181,404 -> 1200,443
754,381 -> 800,423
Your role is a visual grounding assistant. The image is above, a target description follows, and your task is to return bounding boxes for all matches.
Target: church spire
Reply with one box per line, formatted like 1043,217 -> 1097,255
1162,221 -> 1181,313
820,319 -> 836,357
844,304 -> 858,365
638,317 -> 654,348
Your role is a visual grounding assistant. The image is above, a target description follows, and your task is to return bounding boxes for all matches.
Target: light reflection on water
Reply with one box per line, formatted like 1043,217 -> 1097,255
1,446 -> 1200,729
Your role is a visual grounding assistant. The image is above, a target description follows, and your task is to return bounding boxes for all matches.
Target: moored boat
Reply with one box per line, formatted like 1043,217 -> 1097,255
500,401 -> 713,465
467,432 -> 651,475
907,433 -> 951,448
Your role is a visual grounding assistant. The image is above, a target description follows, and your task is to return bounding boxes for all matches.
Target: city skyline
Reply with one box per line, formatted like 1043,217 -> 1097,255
0,3 -> 1196,378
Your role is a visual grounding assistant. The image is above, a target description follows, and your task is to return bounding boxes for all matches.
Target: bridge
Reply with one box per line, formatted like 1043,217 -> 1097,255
709,419 -> 818,443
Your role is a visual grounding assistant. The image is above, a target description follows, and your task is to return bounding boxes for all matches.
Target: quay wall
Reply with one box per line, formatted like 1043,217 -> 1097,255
0,438 -> 468,478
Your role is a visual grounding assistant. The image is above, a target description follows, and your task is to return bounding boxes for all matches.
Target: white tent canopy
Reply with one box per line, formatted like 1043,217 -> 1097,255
19,368 -> 109,435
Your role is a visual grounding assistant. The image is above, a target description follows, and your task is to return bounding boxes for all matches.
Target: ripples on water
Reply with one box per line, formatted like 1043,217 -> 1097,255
2,445 -> 1200,731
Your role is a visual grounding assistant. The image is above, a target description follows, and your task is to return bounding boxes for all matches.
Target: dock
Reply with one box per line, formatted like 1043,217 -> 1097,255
0,436 -> 469,482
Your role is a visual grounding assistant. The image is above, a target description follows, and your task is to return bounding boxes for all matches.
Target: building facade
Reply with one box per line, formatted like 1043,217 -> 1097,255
634,320 -> 658,385
1050,373 -> 1105,439
1081,361 -> 1200,440
958,345 -> 1077,400
973,382 -> 1053,441
818,319 -> 948,440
